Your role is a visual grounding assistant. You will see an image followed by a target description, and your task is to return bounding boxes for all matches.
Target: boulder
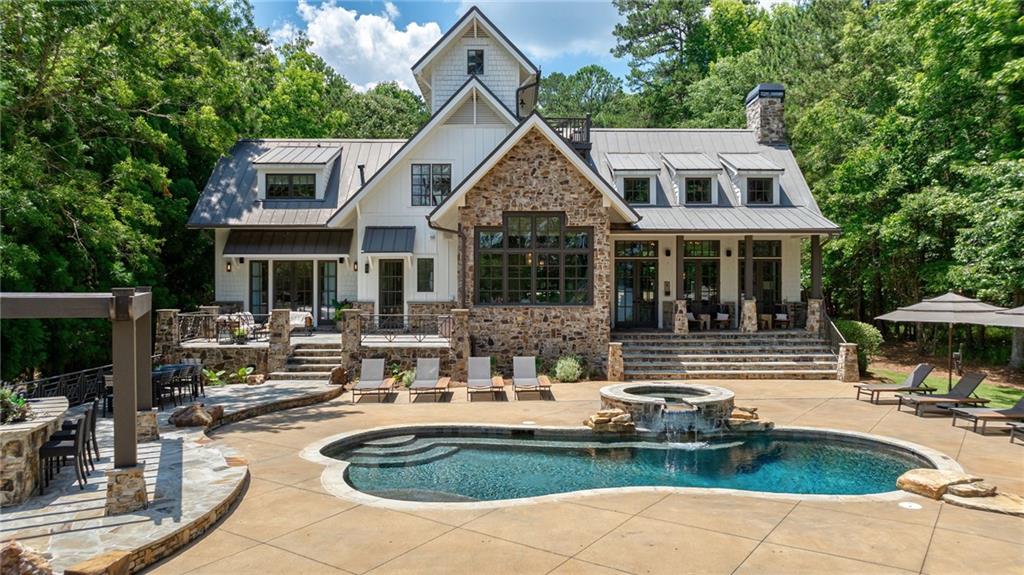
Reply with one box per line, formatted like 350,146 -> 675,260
942,492 -> 1024,517
591,416 -> 611,425
207,405 -> 225,426
330,366 -> 347,386
946,481 -> 997,498
896,469 -> 983,500
596,408 -> 626,418
168,403 -> 214,428
726,418 -> 773,432
64,551 -> 130,575
245,374 -> 265,385
0,540 -> 53,575
585,410 -> 635,433
610,413 -> 632,424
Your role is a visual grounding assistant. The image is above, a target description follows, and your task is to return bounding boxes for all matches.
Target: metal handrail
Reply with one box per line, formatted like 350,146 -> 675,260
546,116 -> 591,147
2,355 -> 162,406
820,307 -> 846,355
360,314 -> 453,343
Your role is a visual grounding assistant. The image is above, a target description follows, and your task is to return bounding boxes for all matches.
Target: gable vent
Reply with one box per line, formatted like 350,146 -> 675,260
462,27 -> 490,40
445,98 -> 505,126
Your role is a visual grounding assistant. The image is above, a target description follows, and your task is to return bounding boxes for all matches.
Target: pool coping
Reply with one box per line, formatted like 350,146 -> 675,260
600,382 -> 735,408
299,423 -> 964,511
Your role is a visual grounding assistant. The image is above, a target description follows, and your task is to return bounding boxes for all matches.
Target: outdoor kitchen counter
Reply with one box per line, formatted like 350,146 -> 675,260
0,396 -> 68,507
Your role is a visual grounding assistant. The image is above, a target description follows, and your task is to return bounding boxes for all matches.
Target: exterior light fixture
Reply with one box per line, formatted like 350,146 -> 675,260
353,262 -> 359,272
663,281 -> 670,296
226,261 -> 232,273
364,262 -> 370,274
726,249 -> 733,257
665,248 -> 671,257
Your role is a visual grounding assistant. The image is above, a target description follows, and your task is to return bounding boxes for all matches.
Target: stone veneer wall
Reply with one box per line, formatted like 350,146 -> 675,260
746,95 -> 785,144
175,345 -> 268,374
407,301 -> 456,315
459,127 -> 612,373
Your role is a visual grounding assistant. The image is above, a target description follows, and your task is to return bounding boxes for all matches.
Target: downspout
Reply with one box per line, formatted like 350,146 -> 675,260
515,67 -> 541,119
427,217 -> 467,308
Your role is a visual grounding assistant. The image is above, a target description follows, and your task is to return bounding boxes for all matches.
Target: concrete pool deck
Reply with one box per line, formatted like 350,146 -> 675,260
148,379 -> 1024,575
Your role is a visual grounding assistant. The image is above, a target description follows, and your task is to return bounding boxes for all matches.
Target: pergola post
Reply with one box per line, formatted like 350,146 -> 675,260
110,288 -> 139,468
135,286 -> 153,410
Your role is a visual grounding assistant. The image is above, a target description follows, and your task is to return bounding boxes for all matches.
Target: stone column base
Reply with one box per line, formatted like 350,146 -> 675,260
607,342 -> 624,381
673,300 -> 689,334
838,343 -> 860,382
806,299 -> 822,333
741,299 -> 758,333
136,410 -> 159,442
105,464 -> 148,516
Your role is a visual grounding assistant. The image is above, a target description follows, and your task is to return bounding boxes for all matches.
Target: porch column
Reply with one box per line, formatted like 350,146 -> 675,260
199,305 -> 219,339
675,235 -> 685,299
807,236 -> 823,332
110,288 -> 138,469
673,299 -> 689,334
741,235 -> 758,332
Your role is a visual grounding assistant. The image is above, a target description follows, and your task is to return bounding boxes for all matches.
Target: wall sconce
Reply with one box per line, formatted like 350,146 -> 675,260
665,248 -> 671,257
225,261 -> 232,273
364,262 -> 370,274
725,249 -> 733,258
663,281 -> 670,297
238,257 -> 245,264
353,262 -> 359,272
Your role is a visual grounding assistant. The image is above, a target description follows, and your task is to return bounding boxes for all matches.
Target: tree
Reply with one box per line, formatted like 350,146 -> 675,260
539,65 -> 627,126
345,82 -> 429,139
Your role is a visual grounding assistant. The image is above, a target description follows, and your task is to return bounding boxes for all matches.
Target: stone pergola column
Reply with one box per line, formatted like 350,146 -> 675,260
806,235 -> 823,332
199,305 -> 219,339
340,308 -> 362,372
450,309 -> 470,382
673,299 -> 689,334
155,309 -> 180,358
741,235 -> 758,332
268,309 -> 291,375
838,343 -> 860,382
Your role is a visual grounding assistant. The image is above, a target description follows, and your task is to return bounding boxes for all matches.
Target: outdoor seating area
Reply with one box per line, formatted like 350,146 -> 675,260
350,356 -> 553,403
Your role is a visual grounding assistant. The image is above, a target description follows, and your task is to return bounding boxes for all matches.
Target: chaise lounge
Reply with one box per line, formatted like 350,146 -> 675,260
512,356 -> 551,399
408,358 -> 450,401
896,372 -> 989,416
352,359 -> 394,401
949,396 -> 1024,434
467,357 -> 504,400
854,363 -> 936,404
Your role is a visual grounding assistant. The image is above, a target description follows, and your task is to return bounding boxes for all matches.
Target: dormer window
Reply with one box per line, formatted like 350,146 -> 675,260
684,178 -> 713,204
747,177 -> 773,205
467,49 -> 484,75
623,177 -> 651,204
266,174 -> 315,199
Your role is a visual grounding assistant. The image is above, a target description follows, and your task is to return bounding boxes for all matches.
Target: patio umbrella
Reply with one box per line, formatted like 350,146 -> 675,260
963,305 -> 1024,329
875,292 -> 1006,391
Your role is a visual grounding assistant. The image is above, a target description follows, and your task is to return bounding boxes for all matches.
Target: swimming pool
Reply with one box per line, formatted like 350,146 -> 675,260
321,427 -> 934,502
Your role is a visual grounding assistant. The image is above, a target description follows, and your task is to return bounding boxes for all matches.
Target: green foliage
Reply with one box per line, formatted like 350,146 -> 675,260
202,368 -> 227,387
229,366 -> 255,384
835,320 -> 883,372
0,388 -> 32,424
553,356 -> 585,383
539,65 -> 635,127
332,299 -> 354,321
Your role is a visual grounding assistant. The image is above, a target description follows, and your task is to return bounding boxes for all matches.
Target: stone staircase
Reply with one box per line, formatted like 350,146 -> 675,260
615,330 -> 839,380
269,341 -> 342,381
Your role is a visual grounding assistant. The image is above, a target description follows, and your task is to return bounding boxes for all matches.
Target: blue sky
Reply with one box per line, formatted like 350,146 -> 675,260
252,1 -> 630,90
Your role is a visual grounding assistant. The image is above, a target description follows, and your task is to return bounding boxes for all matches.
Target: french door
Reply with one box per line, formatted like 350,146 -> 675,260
682,260 -> 720,311
318,261 -> 337,324
614,260 -> 658,328
273,261 -> 314,312
378,260 -> 405,328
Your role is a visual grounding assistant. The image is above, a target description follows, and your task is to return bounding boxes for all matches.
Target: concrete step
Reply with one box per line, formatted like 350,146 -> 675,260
284,363 -> 339,372
618,337 -> 827,345
621,345 -> 834,354
288,355 -> 344,364
623,369 -> 839,380
288,348 -> 342,356
350,441 -> 440,458
613,331 -> 815,341
268,371 -> 332,381
363,435 -> 418,448
625,360 -> 838,371
623,353 -> 836,363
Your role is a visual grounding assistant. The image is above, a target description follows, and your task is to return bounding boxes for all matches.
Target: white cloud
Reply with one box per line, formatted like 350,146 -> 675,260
278,0 -> 442,92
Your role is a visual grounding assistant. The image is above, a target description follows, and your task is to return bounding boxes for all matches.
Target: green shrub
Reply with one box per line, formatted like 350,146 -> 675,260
553,355 -> 584,383
0,388 -> 31,424
202,368 -> 227,387
834,320 -> 883,372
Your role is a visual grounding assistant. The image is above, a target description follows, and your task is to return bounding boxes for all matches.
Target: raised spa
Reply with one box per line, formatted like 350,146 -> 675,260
323,428 -> 933,502
600,383 -> 735,435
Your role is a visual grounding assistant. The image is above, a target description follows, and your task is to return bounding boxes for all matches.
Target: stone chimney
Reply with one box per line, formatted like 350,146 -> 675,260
745,83 -> 785,144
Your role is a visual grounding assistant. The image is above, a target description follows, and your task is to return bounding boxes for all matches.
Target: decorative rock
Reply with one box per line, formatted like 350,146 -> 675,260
104,464 -> 148,515
726,418 -> 773,432
946,481 -> 997,498
942,492 -> 1024,517
206,405 -> 224,426
65,551 -> 130,575
585,408 -> 636,433
610,413 -> 631,424
245,374 -> 265,386
0,540 -> 53,575
168,403 -> 214,428
329,366 -> 347,386
730,406 -> 759,421
896,469 -> 983,500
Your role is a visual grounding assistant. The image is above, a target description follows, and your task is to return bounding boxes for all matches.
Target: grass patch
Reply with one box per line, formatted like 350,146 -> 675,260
870,367 -> 1023,408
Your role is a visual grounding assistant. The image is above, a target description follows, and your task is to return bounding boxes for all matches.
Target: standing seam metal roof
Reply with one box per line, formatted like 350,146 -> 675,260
253,145 -> 341,165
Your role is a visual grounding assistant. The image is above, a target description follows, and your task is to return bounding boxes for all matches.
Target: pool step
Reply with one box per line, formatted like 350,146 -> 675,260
350,441 -> 441,458
346,445 -> 460,468
364,434 -> 418,448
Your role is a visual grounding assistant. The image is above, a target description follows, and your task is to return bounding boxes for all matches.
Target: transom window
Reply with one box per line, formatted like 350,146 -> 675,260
411,163 -> 452,206
623,177 -> 651,204
615,241 -> 657,258
684,240 -> 720,258
739,240 -> 782,258
476,213 -> 593,305
467,49 -> 484,75
266,174 -> 315,199
747,177 -> 773,204
684,178 -> 713,204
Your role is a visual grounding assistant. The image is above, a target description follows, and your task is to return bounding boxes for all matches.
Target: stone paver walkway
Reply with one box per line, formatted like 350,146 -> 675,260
147,380 -> 1024,575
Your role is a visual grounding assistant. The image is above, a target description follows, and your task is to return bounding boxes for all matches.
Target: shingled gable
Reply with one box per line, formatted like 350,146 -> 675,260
324,76 -> 517,228
428,113 -> 641,226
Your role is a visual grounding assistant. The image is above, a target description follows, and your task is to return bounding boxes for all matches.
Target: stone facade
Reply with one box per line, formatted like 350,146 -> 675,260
136,411 -> 159,442
806,299 -> 822,333
449,309 -> 470,381
340,309 -> 361,372
267,309 -> 291,375
673,299 -> 689,334
408,301 -> 457,316
105,464 -> 148,516
741,298 -> 758,333
746,94 -> 785,144
359,347 -> 457,379
155,309 -> 180,359
459,127 -> 612,372
607,342 -> 624,381
1,397 -> 66,507
352,301 -> 375,315
175,345 -> 267,374
838,343 -> 860,382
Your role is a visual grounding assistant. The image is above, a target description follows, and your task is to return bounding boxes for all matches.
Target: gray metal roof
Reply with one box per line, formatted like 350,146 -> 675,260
662,153 -> 720,172
189,139 -> 405,228
222,229 -> 353,256
718,153 -> 783,172
361,226 -> 416,253
590,129 -> 838,233
605,153 -> 660,172
252,145 -> 341,165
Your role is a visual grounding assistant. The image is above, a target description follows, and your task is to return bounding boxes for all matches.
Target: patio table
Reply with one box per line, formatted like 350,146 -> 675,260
0,396 -> 68,507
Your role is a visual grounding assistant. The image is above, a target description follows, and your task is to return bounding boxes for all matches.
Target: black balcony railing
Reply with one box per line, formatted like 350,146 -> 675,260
360,314 -> 453,344
546,116 -> 592,152
2,355 -> 161,407
177,312 -> 270,344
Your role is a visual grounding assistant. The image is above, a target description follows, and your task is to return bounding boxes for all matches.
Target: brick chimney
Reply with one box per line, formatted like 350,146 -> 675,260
745,83 -> 785,144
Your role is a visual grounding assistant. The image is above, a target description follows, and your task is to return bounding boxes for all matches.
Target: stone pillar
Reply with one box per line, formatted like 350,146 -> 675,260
105,464 -> 148,515
607,342 -> 624,381
199,305 -> 219,340
450,309 -> 471,382
806,299 -> 822,333
673,299 -> 689,334
741,299 -> 758,333
155,309 -> 180,360
838,343 -> 860,382
267,309 -> 291,375
340,308 -> 362,372
136,411 -> 159,442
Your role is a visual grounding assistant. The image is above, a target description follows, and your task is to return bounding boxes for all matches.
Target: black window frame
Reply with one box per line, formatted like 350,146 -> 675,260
416,258 -> 434,292
475,212 -> 594,306
622,177 -> 651,204
266,173 -> 316,199
684,177 -> 713,204
411,163 -> 452,206
467,49 -> 484,75
746,177 -> 774,205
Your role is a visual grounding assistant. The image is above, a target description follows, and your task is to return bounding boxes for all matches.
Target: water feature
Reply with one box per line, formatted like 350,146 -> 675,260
599,383 -> 735,436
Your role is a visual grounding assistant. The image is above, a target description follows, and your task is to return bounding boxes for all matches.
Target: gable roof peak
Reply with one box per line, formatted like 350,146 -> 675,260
411,5 -> 538,77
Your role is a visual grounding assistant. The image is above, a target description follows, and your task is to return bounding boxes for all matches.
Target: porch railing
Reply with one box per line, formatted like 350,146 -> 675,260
360,314 -> 453,344
177,311 -> 270,344
819,307 -> 846,355
546,116 -> 592,150
2,355 -> 161,407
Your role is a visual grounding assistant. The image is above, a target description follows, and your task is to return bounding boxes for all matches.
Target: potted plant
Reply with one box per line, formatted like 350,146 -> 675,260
232,326 -> 247,344
0,388 -> 32,425
333,299 -> 354,331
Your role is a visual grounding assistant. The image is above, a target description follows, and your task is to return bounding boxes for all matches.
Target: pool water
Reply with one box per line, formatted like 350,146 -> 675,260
333,431 -> 926,502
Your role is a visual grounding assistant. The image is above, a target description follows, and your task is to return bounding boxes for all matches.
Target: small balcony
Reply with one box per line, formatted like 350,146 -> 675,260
546,116 -> 592,155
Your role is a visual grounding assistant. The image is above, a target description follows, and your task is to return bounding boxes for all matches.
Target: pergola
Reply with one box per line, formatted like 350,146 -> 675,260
0,287 -> 152,468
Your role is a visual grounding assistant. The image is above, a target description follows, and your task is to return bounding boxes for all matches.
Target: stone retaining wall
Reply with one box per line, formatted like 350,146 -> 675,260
175,345 -> 268,375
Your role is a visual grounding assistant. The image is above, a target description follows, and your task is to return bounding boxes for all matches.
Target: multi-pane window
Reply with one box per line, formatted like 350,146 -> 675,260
615,241 -> 658,258
738,240 -> 782,258
623,177 -> 651,204
467,49 -> 484,75
411,163 -> 452,206
684,240 -> 720,258
266,174 -> 315,199
684,178 -> 712,204
747,177 -> 773,204
476,213 -> 593,305
416,258 -> 434,292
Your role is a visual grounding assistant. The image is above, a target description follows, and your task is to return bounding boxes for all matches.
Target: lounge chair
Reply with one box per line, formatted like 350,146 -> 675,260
949,396 -> 1024,434
467,357 -> 504,400
1010,422 -> 1023,444
896,372 -> 989,416
854,363 -> 936,404
408,358 -> 450,401
352,359 -> 394,401
512,356 -> 552,399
